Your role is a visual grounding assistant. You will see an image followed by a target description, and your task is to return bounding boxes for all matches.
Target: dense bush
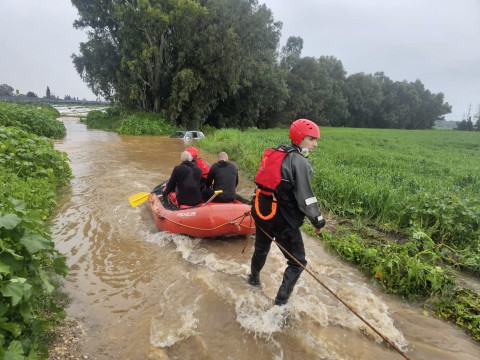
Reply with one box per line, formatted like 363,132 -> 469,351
116,112 -> 175,135
0,101 -> 65,138
0,126 -> 72,191
0,196 -> 69,358
0,103 -> 71,357
82,107 -> 122,131
83,108 -> 175,136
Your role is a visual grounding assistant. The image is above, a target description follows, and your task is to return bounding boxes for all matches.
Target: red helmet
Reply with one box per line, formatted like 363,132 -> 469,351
186,147 -> 199,158
289,119 -> 320,145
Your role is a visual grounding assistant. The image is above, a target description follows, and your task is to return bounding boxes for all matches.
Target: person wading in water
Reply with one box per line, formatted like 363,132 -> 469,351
248,119 -> 326,306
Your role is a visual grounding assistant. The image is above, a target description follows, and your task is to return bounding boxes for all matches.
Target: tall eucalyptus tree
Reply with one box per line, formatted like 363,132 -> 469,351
71,0 -> 286,129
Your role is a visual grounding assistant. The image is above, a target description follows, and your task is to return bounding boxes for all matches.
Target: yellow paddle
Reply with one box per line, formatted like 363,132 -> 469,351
129,183 -> 168,208
204,190 -> 222,205
129,189 -> 223,208
128,192 -> 151,207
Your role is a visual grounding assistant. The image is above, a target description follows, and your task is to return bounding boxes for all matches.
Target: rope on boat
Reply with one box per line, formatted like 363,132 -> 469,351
158,211 -> 254,232
257,225 -> 411,360
242,212 -> 255,253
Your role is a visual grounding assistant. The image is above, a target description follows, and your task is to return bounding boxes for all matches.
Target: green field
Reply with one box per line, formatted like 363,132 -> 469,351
202,127 -> 479,248
199,127 -> 480,340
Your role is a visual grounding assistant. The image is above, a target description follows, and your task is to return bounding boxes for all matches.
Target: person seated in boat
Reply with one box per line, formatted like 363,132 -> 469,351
162,151 -> 203,207
186,146 -> 210,190
203,151 -> 238,203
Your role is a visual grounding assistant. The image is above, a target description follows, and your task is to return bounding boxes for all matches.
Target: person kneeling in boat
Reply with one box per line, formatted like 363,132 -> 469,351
203,151 -> 238,203
163,151 -> 203,207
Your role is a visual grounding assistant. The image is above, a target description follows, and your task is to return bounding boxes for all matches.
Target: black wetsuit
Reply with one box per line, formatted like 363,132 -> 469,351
163,161 -> 202,206
204,160 -> 239,202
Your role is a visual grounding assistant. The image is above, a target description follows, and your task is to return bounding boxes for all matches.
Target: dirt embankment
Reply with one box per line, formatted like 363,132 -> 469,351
47,318 -> 91,360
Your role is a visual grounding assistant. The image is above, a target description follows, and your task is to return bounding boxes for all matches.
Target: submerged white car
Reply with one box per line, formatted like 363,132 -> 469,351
170,130 -> 205,140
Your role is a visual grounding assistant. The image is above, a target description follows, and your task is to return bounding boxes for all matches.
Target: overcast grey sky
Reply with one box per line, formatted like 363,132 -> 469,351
1,0 -> 479,121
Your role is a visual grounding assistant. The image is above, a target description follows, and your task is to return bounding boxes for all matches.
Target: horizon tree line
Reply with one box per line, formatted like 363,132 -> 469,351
71,0 -> 455,130
0,83 -> 85,101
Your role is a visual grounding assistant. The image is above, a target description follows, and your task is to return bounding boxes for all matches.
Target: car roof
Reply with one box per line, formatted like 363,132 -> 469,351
173,130 -> 202,133
170,130 -> 204,138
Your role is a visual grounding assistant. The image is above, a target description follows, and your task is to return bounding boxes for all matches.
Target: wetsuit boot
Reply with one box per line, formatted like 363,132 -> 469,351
248,250 -> 268,286
274,266 -> 303,305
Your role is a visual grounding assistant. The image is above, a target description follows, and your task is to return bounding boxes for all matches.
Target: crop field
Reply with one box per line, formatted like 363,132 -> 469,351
203,127 -> 479,247
200,126 -> 480,339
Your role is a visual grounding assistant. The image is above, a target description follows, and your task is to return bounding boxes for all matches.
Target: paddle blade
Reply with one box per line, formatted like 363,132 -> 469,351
129,192 -> 150,207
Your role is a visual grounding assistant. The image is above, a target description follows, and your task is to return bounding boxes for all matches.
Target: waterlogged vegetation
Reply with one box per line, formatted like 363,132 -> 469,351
0,101 -> 71,358
82,107 -> 176,135
0,101 -> 66,139
198,127 -> 480,341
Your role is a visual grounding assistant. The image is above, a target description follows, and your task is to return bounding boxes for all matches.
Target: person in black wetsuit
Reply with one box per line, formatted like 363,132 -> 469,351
203,152 -> 238,203
163,151 -> 202,207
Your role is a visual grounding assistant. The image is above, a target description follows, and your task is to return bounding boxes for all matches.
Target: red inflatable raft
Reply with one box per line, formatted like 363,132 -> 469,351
147,188 -> 255,238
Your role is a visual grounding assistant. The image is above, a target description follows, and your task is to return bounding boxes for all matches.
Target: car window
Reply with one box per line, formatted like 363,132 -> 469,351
185,132 -> 193,138
170,131 -> 184,138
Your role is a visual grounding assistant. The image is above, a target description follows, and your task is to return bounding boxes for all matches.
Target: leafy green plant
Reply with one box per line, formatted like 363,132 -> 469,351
432,288 -> 480,341
320,229 -> 455,297
116,111 -> 175,135
82,109 -> 122,131
0,126 -> 72,190
0,197 -> 69,358
83,108 -> 175,136
0,102 -> 72,357
0,101 -> 66,138
0,171 -> 58,219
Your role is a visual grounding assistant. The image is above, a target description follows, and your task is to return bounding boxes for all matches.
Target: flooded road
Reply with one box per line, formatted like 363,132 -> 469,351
51,115 -> 480,359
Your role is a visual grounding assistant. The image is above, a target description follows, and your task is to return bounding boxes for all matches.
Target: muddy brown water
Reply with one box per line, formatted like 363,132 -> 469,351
51,115 -> 480,359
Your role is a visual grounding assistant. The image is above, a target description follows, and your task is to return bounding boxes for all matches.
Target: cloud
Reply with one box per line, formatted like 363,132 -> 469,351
0,0 -> 93,100
263,0 -> 480,120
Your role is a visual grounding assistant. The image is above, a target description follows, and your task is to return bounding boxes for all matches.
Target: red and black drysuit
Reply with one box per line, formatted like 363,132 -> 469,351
250,145 -> 326,305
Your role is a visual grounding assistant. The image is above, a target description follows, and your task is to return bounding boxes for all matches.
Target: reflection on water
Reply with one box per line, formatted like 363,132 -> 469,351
51,116 -> 480,359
